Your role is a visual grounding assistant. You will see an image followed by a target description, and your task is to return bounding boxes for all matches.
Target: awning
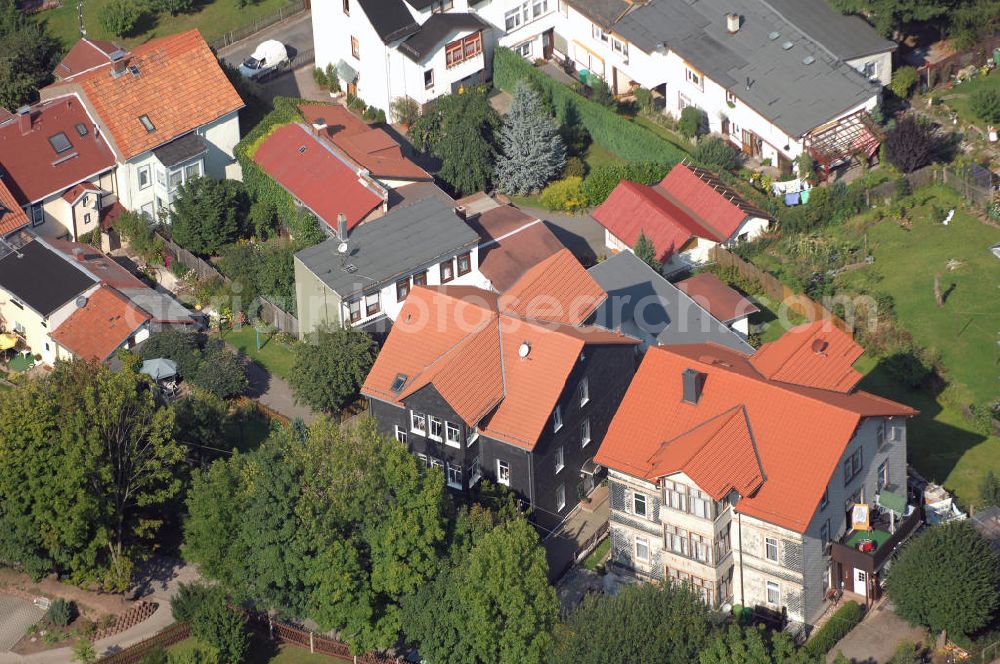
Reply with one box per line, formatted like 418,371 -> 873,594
878,489 -> 907,514
336,59 -> 358,83
0,333 -> 17,350
580,458 -> 602,476
140,357 -> 178,380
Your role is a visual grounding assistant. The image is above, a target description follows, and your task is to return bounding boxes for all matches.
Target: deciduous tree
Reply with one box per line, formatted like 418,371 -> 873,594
981,470 -> 1000,507
290,325 -> 376,413
171,178 -> 246,256
495,80 -> 566,195
0,0 -> 60,110
886,520 -> 1000,637
699,625 -> 817,664
883,115 -> 934,173
98,0 -> 143,37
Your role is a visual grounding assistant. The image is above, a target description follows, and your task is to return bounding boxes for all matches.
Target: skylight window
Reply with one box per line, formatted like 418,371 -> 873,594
803,55 -> 815,65
390,373 -> 408,392
768,31 -> 780,40
781,41 -> 794,50
74,123 -> 88,137
139,115 -> 155,133
48,132 -> 73,154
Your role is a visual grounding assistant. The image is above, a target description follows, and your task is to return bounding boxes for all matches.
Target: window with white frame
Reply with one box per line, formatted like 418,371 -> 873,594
515,41 -> 532,57
417,452 -> 428,466
820,519 -> 830,546
611,36 -> 627,56
505,0 -> 546,30
445,421 -> 461,447
633,492 -> 647,518
469,457 -> 482,485
446,462 -> 462,489
819,487 -> 829,511
877,460 -> 888,491
766,580 -> 780,605
552,404 -> 562,431
685,66 -> 703,90
592,24 -> 609,42
424,69 -> 434,89
558,0 -> 567,16
394,426 -> 408,444
843,448 -> 863,485
581,418 -> 591,446
665,524 -> 688,556
532,0 -> 546,17
579,377 -> 589,406
365,292 -> 381,317
138,165 -> 151,190
635,535 -> 650,562
497,459 -> 510,486
726,90 -> 737,105
410,411 -> 427,435
428,415 -> 443,441
555,446 -> 564,473
860,61 -> 878,80
877,421 -> 886,447
765,537 -> 779,562
12,321 -> 25,335
348,299 -> 361,323
691,491 -> 710,519
556,484 -> 566,510
429,457 -> 443,471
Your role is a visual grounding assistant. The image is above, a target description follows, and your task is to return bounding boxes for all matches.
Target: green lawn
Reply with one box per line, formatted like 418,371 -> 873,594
933,69 -> 1000,128
581,537 -> 610,571
632,115 -> 694,155
751,299 -> 808,344
169,636 -> 332,664
38,0 -> 293,50
833,187 -> 1000,505
218,326 -> 298,381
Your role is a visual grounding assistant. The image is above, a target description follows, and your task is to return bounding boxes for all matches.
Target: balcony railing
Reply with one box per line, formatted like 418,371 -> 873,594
831,505 -> 922,574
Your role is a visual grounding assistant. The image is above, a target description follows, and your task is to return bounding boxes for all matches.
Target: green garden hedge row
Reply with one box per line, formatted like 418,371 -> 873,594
493,47 -> 688,165
804,600 -> 862,656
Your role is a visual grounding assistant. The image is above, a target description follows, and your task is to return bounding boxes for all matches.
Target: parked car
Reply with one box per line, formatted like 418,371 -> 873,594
238,40 -> 289,80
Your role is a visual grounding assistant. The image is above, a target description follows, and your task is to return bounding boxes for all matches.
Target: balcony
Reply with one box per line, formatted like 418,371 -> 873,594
830,492 -> 922,575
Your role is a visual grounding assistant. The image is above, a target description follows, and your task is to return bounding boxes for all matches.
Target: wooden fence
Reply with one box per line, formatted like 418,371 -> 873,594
710,247 -> 849,332
863,163 -> 993,208
248,613 -> 402,663
99,622 -> 192,664
158,234 -> 301,337
919,33 -> 1000,91
208,0 -> 307,51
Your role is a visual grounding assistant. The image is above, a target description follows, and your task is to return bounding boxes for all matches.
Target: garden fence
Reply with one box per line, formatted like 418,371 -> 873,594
208,0 -> 307,51
158,234 -> 301,337
98,622 -> 191,664
574,521 -> 609,563
919,33 -> 1000,91
248,612 -> 402,663
862,163 -> 993,209
709,247 -> 849,332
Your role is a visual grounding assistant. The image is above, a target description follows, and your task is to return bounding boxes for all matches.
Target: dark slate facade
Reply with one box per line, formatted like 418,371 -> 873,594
367,343 -> 639,534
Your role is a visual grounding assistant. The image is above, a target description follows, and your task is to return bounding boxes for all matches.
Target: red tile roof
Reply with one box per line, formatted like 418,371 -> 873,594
253,123 -> 386,232
47,238 -> 147,290
61,181 -> 101,205
595,338 -> 915,533
363,282 -> 638,450
499,249 -> 606,325
750,321 -> 864,393
0,96 -> 115,204
44,31 -> 244,160
592,164 -> 774,262
475,215 -> 565,292
0,178 -> 28,236
54,39 -> 121,79
49,285 -> 150,361
677,272 -> 759,323
299,104 -> 431,182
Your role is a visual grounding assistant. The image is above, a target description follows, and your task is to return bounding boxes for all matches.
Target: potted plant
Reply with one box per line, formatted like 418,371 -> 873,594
390,96 -> 420,129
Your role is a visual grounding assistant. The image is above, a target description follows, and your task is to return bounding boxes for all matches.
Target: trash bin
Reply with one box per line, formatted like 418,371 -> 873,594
992,47 -> 1000,66
579,69 -> 589,85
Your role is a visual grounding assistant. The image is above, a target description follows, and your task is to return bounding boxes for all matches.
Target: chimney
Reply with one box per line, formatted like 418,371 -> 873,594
337,212 -> 348,240
682,368 -> 705,404
311,117 -> 327,135
16,105 -> 31,136
726,12 -> 740,33
109,49 -> 128,77
454,205 -> 467,220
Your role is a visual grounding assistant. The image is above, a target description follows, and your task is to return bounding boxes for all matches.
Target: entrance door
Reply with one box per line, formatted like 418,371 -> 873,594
347,81 -> 357,97
742,129 -> 763,158
543,28 -> 554,59
853,569 -> 867,596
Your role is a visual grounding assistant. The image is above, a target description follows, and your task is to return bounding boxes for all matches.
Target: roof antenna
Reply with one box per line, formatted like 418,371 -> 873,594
77,0 -> 86,37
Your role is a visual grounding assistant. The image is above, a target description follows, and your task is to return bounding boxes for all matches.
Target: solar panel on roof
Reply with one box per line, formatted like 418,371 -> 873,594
74,123 -> 88,137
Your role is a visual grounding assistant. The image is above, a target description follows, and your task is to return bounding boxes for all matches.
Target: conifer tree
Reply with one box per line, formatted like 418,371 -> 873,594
496,80 -> 566,195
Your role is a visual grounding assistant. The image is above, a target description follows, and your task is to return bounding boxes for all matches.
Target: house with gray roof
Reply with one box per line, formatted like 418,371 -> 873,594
293,196 -> 487,339
587,251 -> 754,353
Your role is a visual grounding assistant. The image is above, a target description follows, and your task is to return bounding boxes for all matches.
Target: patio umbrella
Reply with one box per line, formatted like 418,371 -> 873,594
0,333 -> 16,350
139,358 -> 178,381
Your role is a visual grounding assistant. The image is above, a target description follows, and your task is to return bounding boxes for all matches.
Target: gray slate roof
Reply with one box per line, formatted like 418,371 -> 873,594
576,0 -> 884,137
359,0 -> 420,43
588,251 -> 753,353
0,238 -> 95,316
399,13 -> 491,62
152,132 -> 207,168
295,196 -> 480,298
764,0 -> 896,60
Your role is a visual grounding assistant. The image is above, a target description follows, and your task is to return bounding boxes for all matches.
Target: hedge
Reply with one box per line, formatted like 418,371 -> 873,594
805,600 -> 863,656
234,97 -> 313,234
493,47 -> 688,165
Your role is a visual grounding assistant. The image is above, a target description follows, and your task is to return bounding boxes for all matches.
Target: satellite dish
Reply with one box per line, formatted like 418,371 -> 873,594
75,296 -> 88,308
518,341 -> 531,358
337,242 -> 348,254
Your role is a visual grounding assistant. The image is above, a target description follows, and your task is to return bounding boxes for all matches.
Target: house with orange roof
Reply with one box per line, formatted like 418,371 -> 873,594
40,30 -> 244,223
594,321 -> 918,632
48,284 -> 151,362
362,252 -> 640,536
592,163 -> 773,274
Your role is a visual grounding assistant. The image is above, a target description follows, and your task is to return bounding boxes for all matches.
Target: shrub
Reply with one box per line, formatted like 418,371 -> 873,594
99,0 -> 142,37
191,588 -> 250,664
882,347 -> 934,388
72,638 -> 96,664
633,87 -> 653,111
589,78 -> 614,107
805,601 -> 862,656
172,582 -> 215,622
581,162 -> 672,205
883,115 -> 933,173
693,136 -> 739,172
563,155 -> 588,178
539,176 -> 587,212
47,599 -> 75,627
191,342 -> 248,399
390,96 -> 420,125
889,66 -> 918,99
311,67 -> 328,89
140,646 -> 168,664
493,47 -> 687,163
678,106 -> 704,138
971,88 -> 1000,124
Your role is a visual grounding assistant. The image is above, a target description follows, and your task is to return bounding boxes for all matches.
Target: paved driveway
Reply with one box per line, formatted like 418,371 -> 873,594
0,596 -> 43,652
827,602 -> 927,664
218,11 -> 314,69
